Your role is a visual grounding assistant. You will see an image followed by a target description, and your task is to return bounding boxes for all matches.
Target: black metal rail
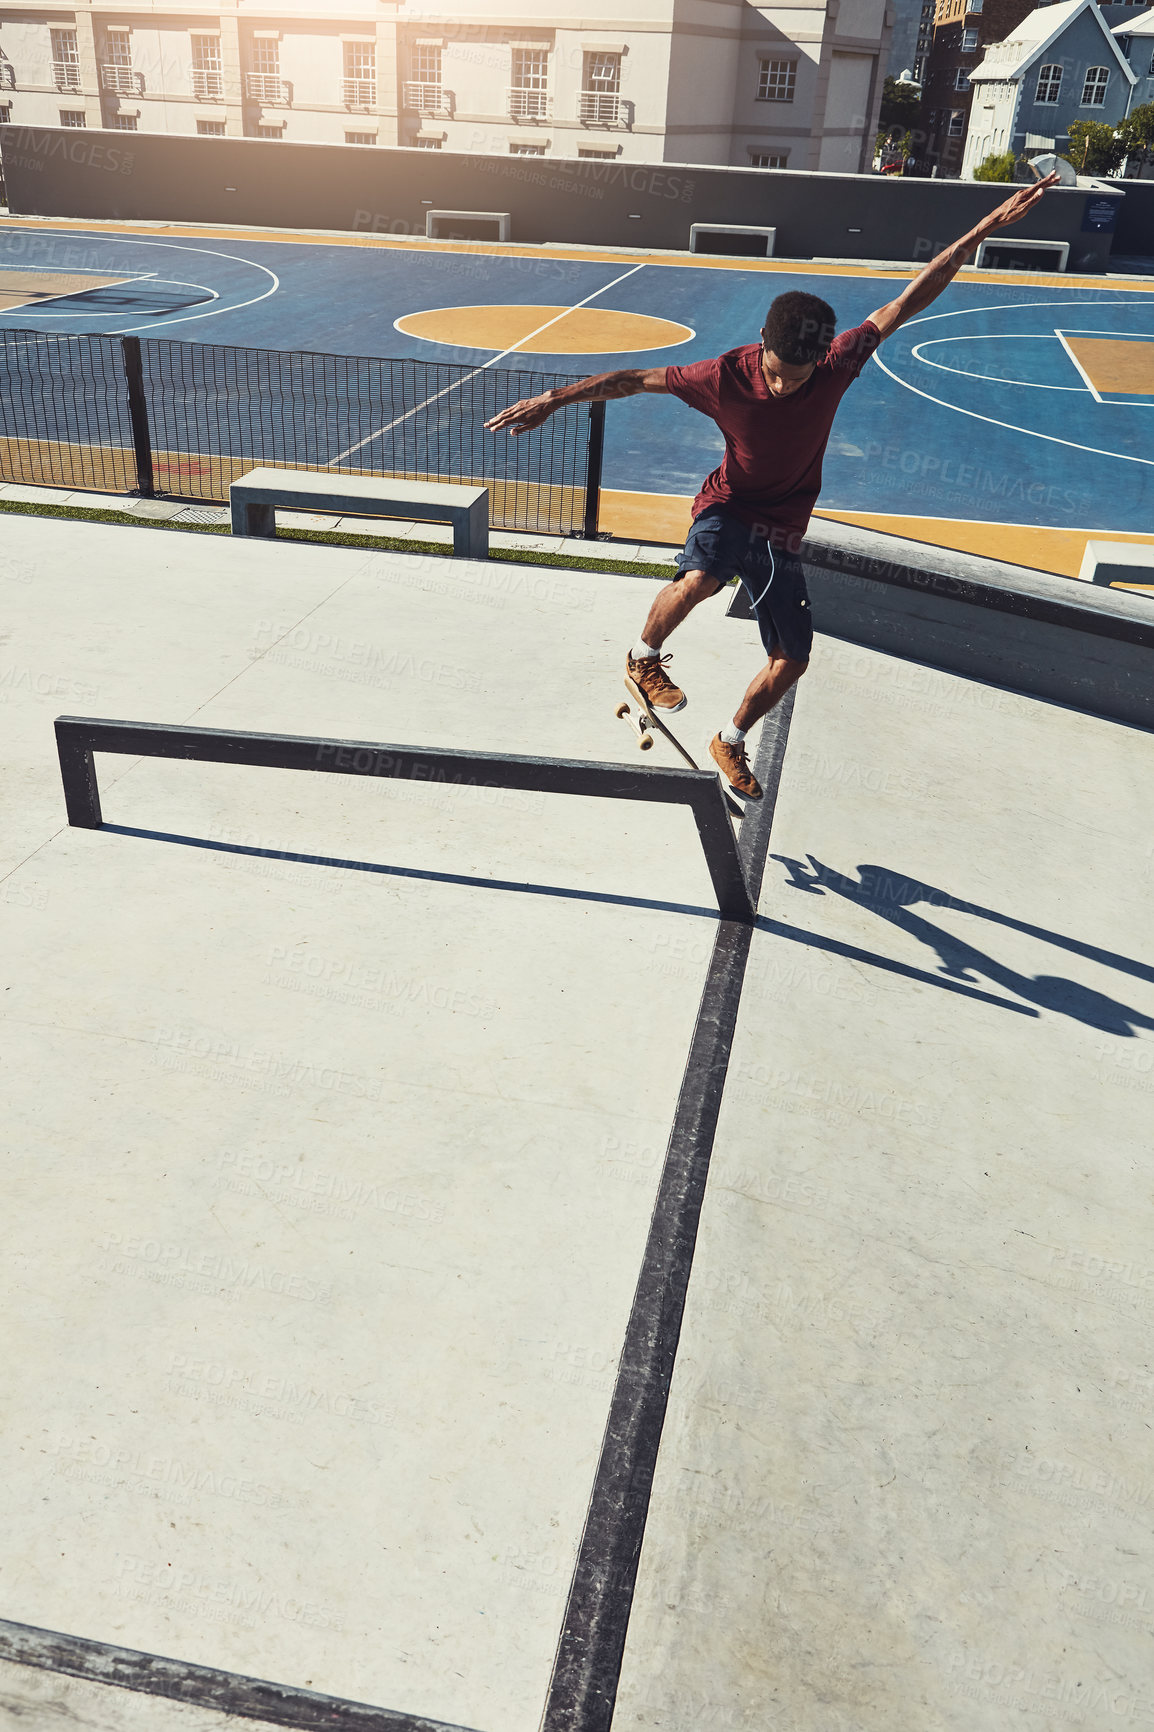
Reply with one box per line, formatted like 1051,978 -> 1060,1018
54,717 -> 754,923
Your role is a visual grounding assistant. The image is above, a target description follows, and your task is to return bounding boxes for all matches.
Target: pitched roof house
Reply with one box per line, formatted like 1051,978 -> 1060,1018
963,0 -> 1135,175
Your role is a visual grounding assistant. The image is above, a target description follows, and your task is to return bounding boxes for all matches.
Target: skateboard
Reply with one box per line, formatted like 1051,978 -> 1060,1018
616,674 -> 744,818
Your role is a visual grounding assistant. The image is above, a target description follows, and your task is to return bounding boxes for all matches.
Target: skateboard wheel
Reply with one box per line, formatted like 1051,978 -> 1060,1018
615,702 -> 630,719
639,735 -> 653,751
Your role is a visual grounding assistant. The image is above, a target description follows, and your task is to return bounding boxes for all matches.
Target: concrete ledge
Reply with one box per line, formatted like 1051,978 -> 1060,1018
425,209 -> 511,242
229,469 -> 489,559
1078,540 -> 1154,587
727,518 -> 1154,732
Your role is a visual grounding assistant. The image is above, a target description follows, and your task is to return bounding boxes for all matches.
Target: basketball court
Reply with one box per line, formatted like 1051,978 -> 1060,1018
1,508 -> 1152,1730
2,217 -> 1153,582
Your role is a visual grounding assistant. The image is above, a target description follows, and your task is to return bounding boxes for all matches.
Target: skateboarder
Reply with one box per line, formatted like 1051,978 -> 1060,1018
486,175 -> 1057,797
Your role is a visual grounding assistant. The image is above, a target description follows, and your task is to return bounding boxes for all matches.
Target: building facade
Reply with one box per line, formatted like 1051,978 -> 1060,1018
1111,4 -> 1154,116
916,0 -> 1039,175
886,0 -> 934,80
961,0 -> 1135,174
0,0 -> 892,176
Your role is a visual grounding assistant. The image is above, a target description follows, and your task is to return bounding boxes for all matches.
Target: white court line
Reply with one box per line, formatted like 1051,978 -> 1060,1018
871,346 -> 1154,471
1,233 -> 278,334
7,278 -> 220,318
1055,328 -> 1154,408
330,263 -> 647,466
1055,330 -> 1106,404
44,236 -> 279,334
873,299 -> 1154,470
900,297 -> 1154,328
911,336 -> 1090,394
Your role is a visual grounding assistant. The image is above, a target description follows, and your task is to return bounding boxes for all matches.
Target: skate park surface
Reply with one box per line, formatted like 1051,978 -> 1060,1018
2,512 -> 1153,1731
3,216 -> 1154,582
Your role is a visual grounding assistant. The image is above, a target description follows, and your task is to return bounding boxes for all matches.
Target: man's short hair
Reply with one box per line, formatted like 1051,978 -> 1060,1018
763,292 -> 837,366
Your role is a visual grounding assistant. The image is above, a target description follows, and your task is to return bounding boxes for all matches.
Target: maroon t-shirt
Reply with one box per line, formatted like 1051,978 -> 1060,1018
665,322 -> 881,544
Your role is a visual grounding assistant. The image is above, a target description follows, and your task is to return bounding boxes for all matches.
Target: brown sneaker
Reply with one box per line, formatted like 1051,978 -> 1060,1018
710,733 -> 762,799
626,650 -> 686,713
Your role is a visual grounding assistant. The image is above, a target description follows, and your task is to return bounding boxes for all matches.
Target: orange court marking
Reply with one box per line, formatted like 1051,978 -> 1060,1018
395,304 -> 693,354
1062,336 -> 1154,397
5,218 -> 1153,295
0,268 -> 129,311
600,489 -> 1154,583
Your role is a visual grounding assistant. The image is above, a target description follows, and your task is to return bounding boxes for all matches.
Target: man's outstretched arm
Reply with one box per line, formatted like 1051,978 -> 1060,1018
485,367 -> 668,436
867,172 -> 1060,341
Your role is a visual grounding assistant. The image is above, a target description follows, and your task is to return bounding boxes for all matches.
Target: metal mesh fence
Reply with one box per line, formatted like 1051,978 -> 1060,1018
0,331 -> 139,493
0,329 -> 596,536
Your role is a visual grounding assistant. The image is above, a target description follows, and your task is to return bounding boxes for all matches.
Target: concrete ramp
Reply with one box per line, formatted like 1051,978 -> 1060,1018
0,515 -> 1151,1732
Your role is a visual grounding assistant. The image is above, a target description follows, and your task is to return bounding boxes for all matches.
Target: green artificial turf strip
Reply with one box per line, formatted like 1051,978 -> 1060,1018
0,497 -> 678,579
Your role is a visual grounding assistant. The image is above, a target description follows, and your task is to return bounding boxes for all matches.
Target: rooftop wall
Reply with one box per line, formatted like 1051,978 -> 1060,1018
0,124 -> 1126,271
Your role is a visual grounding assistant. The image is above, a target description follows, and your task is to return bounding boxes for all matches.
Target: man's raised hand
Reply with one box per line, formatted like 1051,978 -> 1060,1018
485,394 -> 556,437
981,171 -> 1062,233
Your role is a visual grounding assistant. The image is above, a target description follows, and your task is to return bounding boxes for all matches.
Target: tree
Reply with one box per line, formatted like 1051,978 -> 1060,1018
879,75 -> 920,129
1118,101 -> 1154,172
1062,120 -> 1125,176
974,150 -> 1015,182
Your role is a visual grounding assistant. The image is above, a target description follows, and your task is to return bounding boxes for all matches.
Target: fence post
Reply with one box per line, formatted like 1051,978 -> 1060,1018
121,336 -> 155,498
581,400 -> 606,540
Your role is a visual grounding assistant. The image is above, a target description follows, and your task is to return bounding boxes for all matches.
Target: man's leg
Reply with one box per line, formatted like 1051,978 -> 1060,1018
710,548 -> 811,799
638,569 -> 724,650
733,652 -> 808,730
627,569 -> 724,715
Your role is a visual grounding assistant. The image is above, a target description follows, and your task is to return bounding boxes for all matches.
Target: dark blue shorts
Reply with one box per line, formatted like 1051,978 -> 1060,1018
676,508 -> 813,662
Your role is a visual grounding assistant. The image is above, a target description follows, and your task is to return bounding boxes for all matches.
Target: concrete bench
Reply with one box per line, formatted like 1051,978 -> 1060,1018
426,209 -> 511,242
229,469 -> 489,559
1079,541 -> 1154,589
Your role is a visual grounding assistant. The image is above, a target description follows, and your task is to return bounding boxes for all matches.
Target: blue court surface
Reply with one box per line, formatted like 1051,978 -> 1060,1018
2,221 -> 1153,564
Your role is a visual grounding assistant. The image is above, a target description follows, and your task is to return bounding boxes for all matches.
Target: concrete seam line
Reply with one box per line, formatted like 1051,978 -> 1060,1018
539,689 -> 796,1732
0,1618 -> 482,1732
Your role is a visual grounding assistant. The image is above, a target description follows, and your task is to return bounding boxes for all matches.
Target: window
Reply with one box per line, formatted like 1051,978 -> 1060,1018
1150,48 -> 1154,75
51,28 -> 81,92
412,44 -> 442,86
578,146 -> 618,158
510,142 -> 547,154
60,110 -> 87,127
967,0 -> 983,11
758,59 -> 797,102
345,131 -> 375,145
414,136 -> 442,148
954,68 -> 971,89
1035,63 -> 1062,103
580,51 -> 622,123
749,151 -> 788,167
947,109 -> 965,135
107,114 -> 138,130
196,119 -> 226,135
406,44 -> 444,112
585,51 -> 621,91
102,29 -> 141,96
256,123 -> 284,138
0,104 -> 11,124
1080,66 -> 1110,105
511,47 -> 549,118
247,38 -> 285,104
343,41 -> 377,108
191,35 -> 224,101
961,27 -> 979,50
250,39 -> 280,76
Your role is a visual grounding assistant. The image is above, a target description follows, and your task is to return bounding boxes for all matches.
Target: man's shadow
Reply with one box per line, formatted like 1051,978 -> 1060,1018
768,854 -> 1154,1038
